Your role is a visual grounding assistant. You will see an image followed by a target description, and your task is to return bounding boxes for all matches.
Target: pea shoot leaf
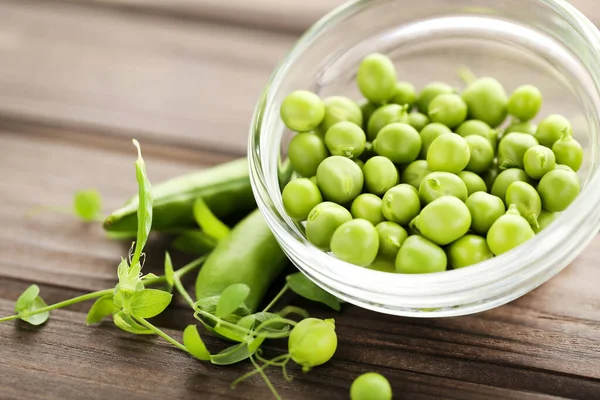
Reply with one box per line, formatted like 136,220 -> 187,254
86,295 -> 114,325
73,189 -> 103,222
194,295 -> 251,320
129,289 -> 172,319
195,315 -> 247,343
15,285 -> 40,313
141,273 -> 159,281
183,325 -> 211,361
130,139 -> 153,267
14,285 -> 50,326
163,252 -> 174,287
113,311 -> 153,335
209,337 -> 264,365
171,230 -> 217,256
193,198 -> 231,241
215,284 -> 251,318
286,272 -> 341,311
237,312 -> 290,334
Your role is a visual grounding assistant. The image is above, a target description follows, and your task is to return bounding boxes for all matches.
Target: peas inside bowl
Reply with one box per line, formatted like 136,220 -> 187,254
249,0 -> 600,317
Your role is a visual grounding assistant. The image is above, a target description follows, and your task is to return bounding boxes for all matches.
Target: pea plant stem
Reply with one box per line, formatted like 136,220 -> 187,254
143,255 -> 207,287
250,356 -> 282,400
261,284 -> 289,313
134,316 -> 187,352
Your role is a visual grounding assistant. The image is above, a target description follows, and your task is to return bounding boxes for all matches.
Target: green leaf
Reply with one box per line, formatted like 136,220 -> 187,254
210,337 -> 264,365
131,139 -> 153,267
194,296 -> 251,320
286,273 -> 341,311
14,285 -> 50,326
237,312 -> 290,334
73,189 -> 102,222
171,230 -> 217,256
164,252 -> 174,287
215,284 -> 251,318
183,325 -> 211,361
129,289 -> 172,318
141,273 -> 159,281
15,285 -> 40,313
22,297 -> 49,326
113,311 -> 154,334
86,295 -> 114,325
193,198 -> 231,241
195,315 -> 247,343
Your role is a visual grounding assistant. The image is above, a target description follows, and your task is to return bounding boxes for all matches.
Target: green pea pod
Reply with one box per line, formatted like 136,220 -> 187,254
103,158 -> 255,232
196,209 -> 289,313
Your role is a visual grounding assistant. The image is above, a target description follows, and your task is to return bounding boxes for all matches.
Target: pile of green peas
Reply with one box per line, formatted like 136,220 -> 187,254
280,52 -> 583,273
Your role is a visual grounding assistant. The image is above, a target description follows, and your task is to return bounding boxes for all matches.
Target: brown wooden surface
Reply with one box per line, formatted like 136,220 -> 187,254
0,0 -> 599,399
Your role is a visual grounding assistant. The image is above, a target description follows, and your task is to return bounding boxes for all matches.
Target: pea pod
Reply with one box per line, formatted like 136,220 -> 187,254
104,158 -> 255,232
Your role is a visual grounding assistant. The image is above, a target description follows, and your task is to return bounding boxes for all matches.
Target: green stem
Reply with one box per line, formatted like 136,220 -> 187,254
262,284 -> 289,313
250,356 -> 282,400
134,316 -> 187,352
143,256 -> 207,287
231,354 -> 290,388
173,275 -> 196,309
26,205 -> 73,218
0,315 -> 20,323
277,305 -> 310,319
253,317 -> 297,334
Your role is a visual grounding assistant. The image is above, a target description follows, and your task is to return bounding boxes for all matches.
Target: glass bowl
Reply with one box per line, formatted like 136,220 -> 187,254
248,0 -> 600,317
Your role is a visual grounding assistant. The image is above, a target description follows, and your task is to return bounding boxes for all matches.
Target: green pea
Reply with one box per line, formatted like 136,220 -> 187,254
505,181 -> 541,229
419,122 -> 452,159
486,204 -> 535,256
465,191 -> 505,235
330,219 -> 379,266
408,112 -> 430,132
552,131 -> 583,172
395,235 -> 447,274
490,168 -> 532,202
280,90 -> 325,132
464,135 -> 494,174
537,169 -> 580,212
309,176 -> 318,186
402,160 -> 431,189
428,93 -> 468,129
426,133 -> 471,174
536,114 -> 572,148
535,210 -> 559,233
461,77 -> 508,127
458,171 -> 487,195
367,104 -> 410,141
359,100 -> 379,129
354,159 -> 365,170
456,119 -> 498,149
416,82 -> 455,113
376,221 -> 408,259
351,194 -> 385,226
306,202 -> 352,250
382,184 -> 421,225
523,145 -> 556,179
505,120 -> 537,135
419,171 -> 469,204
555,164 -> 575,172
363,156 -> 399,196
392,81 -> 417,109
350,372 -> 392,400
507,85 -> 542,121
412,196 -> 471,245
324,121 -> 366,158
357,53 -> 397,103
497,132 -> 539,169
320,96 -> 363,133
287,133 -> 329,177
366,257 -> 396,273
373,123 -> 421,164
316,156 -> 364,204
289,318 -> 337,372
282,178 -> 322,220
447,234 -> 494,269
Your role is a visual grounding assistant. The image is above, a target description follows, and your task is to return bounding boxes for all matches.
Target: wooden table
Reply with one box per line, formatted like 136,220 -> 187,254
0,1 -> 599,399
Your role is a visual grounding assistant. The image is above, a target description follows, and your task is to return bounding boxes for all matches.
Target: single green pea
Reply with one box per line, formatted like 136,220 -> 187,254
359,100 -> 379,129
447,234 -> 494,269
395,235 -> 447,274
428,93 -> 468,129
419,122 -> 452,159
367,104 -> 410,141
497,132 -> 539,169
282,178 -> 322,220
316,156 -> 364,204
351,194 -> 385,226
419,171 -> 469,204
537,169 -> 580,212
392,81 -> 417,109
426,133 -> 471,174
461,77 -> 508,127
330,219 -> 379,266
287,132 -> 329,177
363,156 -> 399,196
402,160 -> 431,189
552,131 -> 583,172
324,121 -> 366,158
280,90 -> 325,132
408,112 -> 430,132
505,120 -> 537,135
382,184 -> 421,225
412,196 -> 471,245
416,82 -> 455,113
465,191 -> 505,235
376,221 -> 408,259
357,53 -> 397,103
536,114 -> 572,148
535,210 -> 559,233
320,96 -> 363,133
456,119 -> 498,149
458,171 -> 487,195
486,204 -> 535,256
523,145 -> 556,180
505,181 -> 541,229
490,168 -> 532,203
373,122 -> 421,164
350,372 -> 393,400
464,135 -> 494,174
289,318 -> 337,372
507,85 -> 542,121
306,202 -> 353,250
